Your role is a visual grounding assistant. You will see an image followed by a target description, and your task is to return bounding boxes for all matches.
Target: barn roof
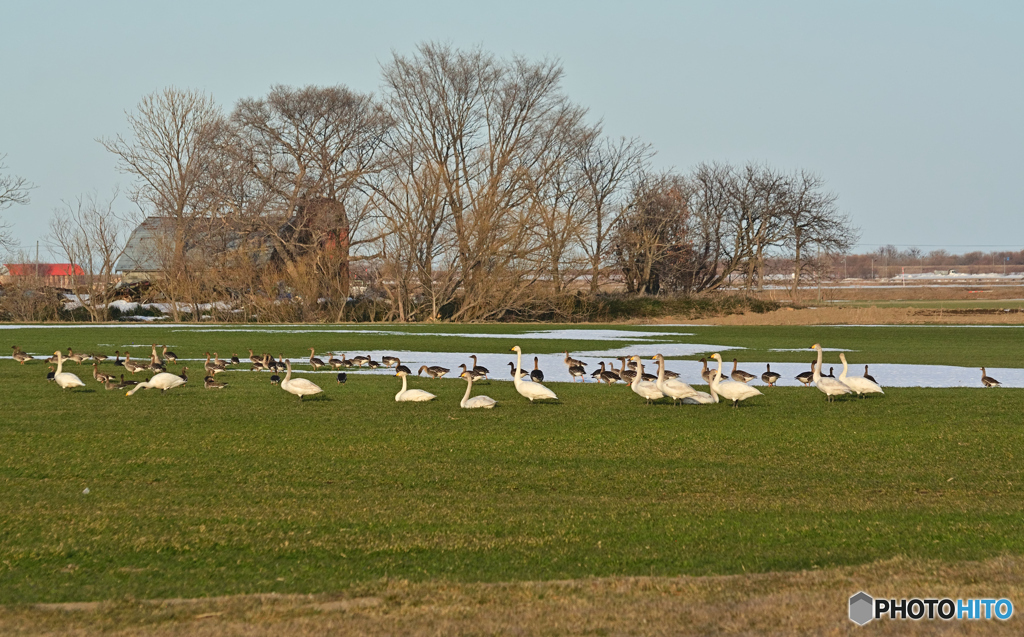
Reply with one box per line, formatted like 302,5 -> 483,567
2,263 -> 85,276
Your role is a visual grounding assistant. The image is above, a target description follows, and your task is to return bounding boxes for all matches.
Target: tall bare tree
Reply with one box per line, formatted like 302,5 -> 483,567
49,190 -> 136,321
0,154 -> 35,252
784,171 -> 858,296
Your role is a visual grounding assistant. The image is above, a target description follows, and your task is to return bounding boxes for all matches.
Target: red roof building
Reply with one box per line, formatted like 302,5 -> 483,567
2,263 -> 86,276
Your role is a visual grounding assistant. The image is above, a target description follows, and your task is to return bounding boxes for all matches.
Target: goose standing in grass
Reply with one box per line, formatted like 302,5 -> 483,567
563,351 -> 584,368
91,352 -> 108,363
460,363 -> 487,382
308,348 -> 326,370
652,354 -> 699,405
12,346 -> 34,365
162,346 -> 178,364
113,351 -> 124,367
117,374 -> 137,387
469,355 -> 490,379
863,365 -> 877,384
270,374 -> 281,384
351,354 -> 370,368
811,344 -> 852,402
838,353 -> 884,398
569,362 -> 588,382
92,362 -> 114,384
761,364 -> 781,387
981,368 -> 1001,387
508,361 -> 530,379
709,353 -> 762,408
530,356 -> 545,383
338,353 -> 353,367
328,353 -> 344,369
248,349 -> 263,366
123,353 -> 146,375
628,356 -> 664,404
66,348 -> 88,364
150,344 -> 162,366
418,364 -> 450,379
699,358 -> 714,384
336,372 -> 346,384
204,353 -> 225,375
511,346 -> 558,402
230,353 -> 240,365
591,362 -> 607,382
795,360 -> 816,386
382,355 -> 400,368
280,360 -> 323,401
826,367 -> 836,378
617,357 -> 636,384
204,375 -> 228,389
125,370 -> 188,395
598,362 -> 620,385
395,369 -> 436,402
730,359 -> 756,383
460,371 -> 496,409
46,366 -> 55,382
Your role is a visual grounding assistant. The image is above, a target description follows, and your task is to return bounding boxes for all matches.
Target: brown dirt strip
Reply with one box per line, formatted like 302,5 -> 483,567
3,555 -> 1022,635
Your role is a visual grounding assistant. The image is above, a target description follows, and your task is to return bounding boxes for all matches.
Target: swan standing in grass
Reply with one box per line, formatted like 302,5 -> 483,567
280,360 -> 323,401
811,344 -> 852,402
52,351 -> 85,391
511,346 -> 558,402
838,353 -> 884,398
652,354 -> 699,405
628,355 -> 664,404
709,353 -> 761,408
460,371 -> 496,409
125,371 -> 187,395
395,369 -> 436,402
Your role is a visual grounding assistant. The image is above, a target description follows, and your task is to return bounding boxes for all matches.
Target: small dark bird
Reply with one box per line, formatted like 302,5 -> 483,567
204,376 -> 227,389
336,372 -> 347,384
46,366 -> 55,382
270,374 -> 281,384
395,364 -> 412,375
795,360 -> 815,386
863,365 -> 877,384
530,356 -> 544,383
826,366 -> 836,378
230,354 -> 240,365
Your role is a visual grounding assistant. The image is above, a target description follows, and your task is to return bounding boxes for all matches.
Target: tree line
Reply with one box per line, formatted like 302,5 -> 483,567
5,43 -> 859,322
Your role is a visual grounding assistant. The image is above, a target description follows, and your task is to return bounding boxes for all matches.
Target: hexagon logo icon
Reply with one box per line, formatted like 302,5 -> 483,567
849,591 -> 874,625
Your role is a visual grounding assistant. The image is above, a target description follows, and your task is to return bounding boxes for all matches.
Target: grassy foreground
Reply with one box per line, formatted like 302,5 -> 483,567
2,322 -> 1023,611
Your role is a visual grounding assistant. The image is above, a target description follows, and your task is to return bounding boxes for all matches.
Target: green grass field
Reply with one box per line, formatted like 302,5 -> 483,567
2,324 -> 1023,606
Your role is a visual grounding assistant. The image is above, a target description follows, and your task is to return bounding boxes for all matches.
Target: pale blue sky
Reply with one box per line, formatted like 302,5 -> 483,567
2,1 -> 1021,257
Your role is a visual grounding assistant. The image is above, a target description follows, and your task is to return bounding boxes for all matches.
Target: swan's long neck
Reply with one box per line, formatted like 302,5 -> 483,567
401,374 -> 409,395
630,360 -> 641,388
283,362 -> 292,384
461,377 -> 472,408
514,350 -> 523,386
839,355 -> 849,381
813,347 -> 823,382
713,357 -> 723,386
55,354 -> 64,375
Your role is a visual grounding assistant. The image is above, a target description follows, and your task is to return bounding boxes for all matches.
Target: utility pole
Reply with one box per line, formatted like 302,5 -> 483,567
35,241 -> 39,277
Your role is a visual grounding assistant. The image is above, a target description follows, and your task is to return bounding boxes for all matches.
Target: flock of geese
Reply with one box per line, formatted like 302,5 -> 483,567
10,340 -> 1004,408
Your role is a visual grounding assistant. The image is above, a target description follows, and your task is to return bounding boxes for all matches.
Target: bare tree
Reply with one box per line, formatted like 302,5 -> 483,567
49,190 -> 136,321
0,154 -> 35,252
784,171 -> 858,297
100,88 -> 225,320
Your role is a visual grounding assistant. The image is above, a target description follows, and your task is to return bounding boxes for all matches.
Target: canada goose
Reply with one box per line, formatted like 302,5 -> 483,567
652,354 -> 701,405
469,355 -> 490,379
811,344 -> 852,402
66,348 -> 88,364
309,348 -> 326,370
123,353 -> 146,375
628,356 -> 664,404
795,360 -> 816,386
125,371 -> 188,395
162,345 -> 178,363
981,368 -> 1001,387
328,353 -> 344,369
280,360 -> 323,401
459,371 -> 496,409
382,355 -> 400,368
204,376 -> 228,389
418,365 -> 450,379
508,361 -> 530,379
699,358 -> 714,384
761,364 -> 781,387
731,359 -> 756,384
336,372 -> 347,384
92,362 -> 114,384
394,369 -> 436,402
863,365 -> 877,384
569,363 -> 588,382
351,355 -> 370,367
838,353 -> 884,398
826,367 -> 836,378
709,354 -> 762,408
530,356 -> 545,383
460,364 -> 487,382
230,353 -> 240,365
511,347 -> 557,402
563,351 -> 584,368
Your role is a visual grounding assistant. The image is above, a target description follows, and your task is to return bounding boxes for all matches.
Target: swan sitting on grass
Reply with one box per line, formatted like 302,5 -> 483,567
395,369 -> 436,402
460,371 -> 496,409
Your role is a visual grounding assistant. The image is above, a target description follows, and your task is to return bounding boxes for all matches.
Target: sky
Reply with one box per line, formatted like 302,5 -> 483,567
1,0 -> 1022,259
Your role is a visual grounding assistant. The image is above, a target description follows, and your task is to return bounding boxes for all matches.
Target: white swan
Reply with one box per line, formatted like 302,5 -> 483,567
709,354 -> 762,408
460,371 -> 496,409
52,351 -> 85,391
811,344 -> 852,402
280,360 -> 323,401
511,346 -> 558,402
628,355 -> 664,404
838,353 -> 884,398
125,371 -> 187,395
395,369 -> 436,402
652,354 -> 698,405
